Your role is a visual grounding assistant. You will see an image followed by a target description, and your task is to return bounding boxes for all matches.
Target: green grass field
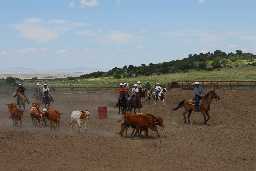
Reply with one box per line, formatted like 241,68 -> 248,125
37,66 -> 256,88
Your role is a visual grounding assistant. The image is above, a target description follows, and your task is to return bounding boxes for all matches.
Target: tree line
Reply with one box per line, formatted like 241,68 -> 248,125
80,50 -> 256,79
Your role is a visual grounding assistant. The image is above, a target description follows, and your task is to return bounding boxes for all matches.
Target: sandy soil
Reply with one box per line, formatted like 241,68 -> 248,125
0,88 -> 255,171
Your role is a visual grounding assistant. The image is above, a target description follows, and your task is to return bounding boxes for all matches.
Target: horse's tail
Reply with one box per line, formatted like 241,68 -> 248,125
173,100 -> 185,111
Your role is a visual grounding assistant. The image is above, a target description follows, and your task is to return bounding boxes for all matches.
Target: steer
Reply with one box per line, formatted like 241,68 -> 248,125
6,103 -> 23,127
120,112 -> 163,137
43,107 -> 61,130
70,110 -> 90,130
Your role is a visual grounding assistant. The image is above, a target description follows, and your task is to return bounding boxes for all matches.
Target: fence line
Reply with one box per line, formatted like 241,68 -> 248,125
168,80 -> 256,90
22,80 -> 256,90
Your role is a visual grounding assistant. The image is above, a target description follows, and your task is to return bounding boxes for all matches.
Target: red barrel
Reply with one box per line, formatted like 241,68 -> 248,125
98,106 -> 108,119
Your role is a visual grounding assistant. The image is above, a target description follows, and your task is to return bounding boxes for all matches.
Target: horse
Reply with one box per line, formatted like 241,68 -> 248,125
42,93 -> 54,108
116,94 -> 128,114
30,103 -> 47,127
14,91 -> 30,110
173,90 -> 220,125
139,88 -> 147,99
159,88 -> 167,103
143,89 -> 153,103
34,87 -> 43,101
127,93 -> 142,113
152,88 -> 167,104
6,103 -> 23,127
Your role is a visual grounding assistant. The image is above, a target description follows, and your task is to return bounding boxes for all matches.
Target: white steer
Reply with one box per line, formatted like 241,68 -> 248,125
70,110 -> 90,129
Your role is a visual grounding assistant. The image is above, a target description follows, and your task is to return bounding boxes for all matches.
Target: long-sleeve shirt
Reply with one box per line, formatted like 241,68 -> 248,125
193,86 -> 204,97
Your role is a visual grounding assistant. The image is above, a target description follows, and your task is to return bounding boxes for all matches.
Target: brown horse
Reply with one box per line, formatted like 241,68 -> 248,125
6,103 -> 23,127
173,90 -> 220,125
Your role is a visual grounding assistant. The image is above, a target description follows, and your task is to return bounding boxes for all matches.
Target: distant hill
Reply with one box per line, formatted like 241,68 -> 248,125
80,50 -> 256,79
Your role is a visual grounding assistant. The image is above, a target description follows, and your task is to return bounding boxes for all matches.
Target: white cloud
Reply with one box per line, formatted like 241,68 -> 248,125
80,0 -> 99,8
107,32 -> 133,44
15,18 -> 87,43
16,19 -> 58,43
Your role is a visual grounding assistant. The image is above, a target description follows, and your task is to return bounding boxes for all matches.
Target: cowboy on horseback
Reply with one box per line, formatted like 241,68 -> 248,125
131,84 -> 139,96
119,83 -> 129,101
116,83 -> 129,113
193,82 -> 205,112
34,82 -> 42,100
42,83 -> 53,108
13,83 -> 29,110
128,84 -> 142,112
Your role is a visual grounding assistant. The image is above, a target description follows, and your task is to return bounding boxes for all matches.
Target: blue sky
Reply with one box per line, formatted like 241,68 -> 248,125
0,0 -> 256,72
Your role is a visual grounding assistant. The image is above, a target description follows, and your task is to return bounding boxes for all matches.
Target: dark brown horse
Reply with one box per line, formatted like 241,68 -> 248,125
173,90 -> 220,125
127,93 -> 142,113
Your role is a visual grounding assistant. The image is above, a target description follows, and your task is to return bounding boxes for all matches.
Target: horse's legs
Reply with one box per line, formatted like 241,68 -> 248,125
183,111 -> 187,124
50,121 -> 53,130
131,128 -> 136,137
134,127 -> 140,137
20,119 -> 22,128
187,110 -> 192,124
202,112 -> 207,125
144,128 -> 149,137
12,119 -> 15,127
44,118 -> 48,127
125,126 -> 128,137
120,123 -> 129,137
151,126 -> 159,137
205,111 -> 210,124
31,117 -> 34,127
57,120 -> 60,129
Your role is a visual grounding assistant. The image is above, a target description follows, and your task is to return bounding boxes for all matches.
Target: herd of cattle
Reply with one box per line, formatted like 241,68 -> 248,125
6,103 -> 90,131
6,101 -> 164,138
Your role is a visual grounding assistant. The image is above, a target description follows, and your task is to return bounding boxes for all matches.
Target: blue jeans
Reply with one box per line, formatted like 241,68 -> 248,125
195,95 -> 201,112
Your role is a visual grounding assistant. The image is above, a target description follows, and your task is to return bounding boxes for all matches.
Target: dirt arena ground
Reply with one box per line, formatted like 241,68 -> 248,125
0,87 -> 255,171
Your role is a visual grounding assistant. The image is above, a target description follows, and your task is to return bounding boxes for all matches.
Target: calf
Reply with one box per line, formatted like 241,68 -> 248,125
43,107 -> 61,130
70,110 -> 90,130
6,103 -> 23,127
120,112 -> 163,137
30,103 -> 45,127
134,113 -> 164,137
